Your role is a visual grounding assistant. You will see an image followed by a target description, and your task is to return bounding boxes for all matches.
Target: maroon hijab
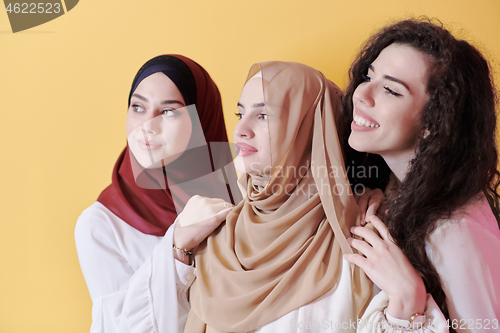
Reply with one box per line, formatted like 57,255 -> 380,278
97,55 -> 236,236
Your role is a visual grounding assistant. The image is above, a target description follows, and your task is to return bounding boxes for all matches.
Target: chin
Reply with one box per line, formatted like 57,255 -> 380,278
234,156 -> 249,174
138,158 -> 162,169
235,157 -> 271,176
129,149 -> 158,169
348,135 -> 365,153
349,140 -> 380,156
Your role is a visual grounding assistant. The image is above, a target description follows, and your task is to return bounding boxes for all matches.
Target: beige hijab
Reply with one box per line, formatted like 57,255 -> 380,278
185,61 -> 372,332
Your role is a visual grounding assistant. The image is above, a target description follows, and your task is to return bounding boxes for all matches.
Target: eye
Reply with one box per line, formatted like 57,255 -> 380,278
384,86 -> 402,97
361,73 -> 372,82
132,104 -> 145,113
258,113 -> 268,120
162,109 -> 178,117
235,112 -> 243,120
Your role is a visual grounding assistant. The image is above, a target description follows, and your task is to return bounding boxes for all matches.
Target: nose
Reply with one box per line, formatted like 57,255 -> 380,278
141,113 -> 163,134
353,82 -> 375,107
233,116 -> 255,140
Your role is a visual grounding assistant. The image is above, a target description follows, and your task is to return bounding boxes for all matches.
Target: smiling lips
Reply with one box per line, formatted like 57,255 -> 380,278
236,143 -> 258,157
351,109 -> 380,131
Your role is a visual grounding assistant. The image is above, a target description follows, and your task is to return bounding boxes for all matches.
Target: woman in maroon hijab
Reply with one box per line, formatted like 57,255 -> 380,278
75,55 -> 238,332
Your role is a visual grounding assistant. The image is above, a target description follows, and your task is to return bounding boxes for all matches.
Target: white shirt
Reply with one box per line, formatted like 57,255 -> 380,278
75,202 -> 193,332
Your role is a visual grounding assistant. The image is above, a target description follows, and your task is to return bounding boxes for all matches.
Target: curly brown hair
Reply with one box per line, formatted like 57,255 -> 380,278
340,18 -> 500,328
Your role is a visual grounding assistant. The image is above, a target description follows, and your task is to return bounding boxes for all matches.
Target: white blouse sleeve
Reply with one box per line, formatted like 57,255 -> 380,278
121,222 -> 194,332
75,205 -> 194,333
358,198 -> 500,333
425,205 -> 500,331
358,290 -> 448,333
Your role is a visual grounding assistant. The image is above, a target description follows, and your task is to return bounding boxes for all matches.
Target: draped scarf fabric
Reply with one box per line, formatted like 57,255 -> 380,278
186,61 -> 373,332
98,55 -> 235,236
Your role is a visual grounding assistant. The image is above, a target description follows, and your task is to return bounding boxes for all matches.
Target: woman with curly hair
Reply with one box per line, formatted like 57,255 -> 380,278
341,19 -> 500,331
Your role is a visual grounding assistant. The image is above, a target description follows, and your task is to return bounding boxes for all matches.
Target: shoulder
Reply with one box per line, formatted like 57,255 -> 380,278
77,201 -> 114,222
75,202 -> 162,256
75,202 -> 121,245
428,195 -> 500,246
76,202 -> 115,230
426,195 -> 500,319
425,194 -> 500,278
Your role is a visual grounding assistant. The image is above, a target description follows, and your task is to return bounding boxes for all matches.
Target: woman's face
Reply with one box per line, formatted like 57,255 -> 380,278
127,72 -> 192,169
348,43 -> 429,163
233,77 -> 272,176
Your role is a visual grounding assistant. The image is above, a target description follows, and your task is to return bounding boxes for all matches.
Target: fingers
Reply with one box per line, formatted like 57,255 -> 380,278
180,196 -> 234,227
365,200 -> 380,219
355,188 -> 384,225
355,195 -> 369,224
366,189 -> 384,217
185,195 -> 231,211
174,195 -> 236,252
218,201 -> 234,211
344,253 -> 370,271
350,224 -> 383,248
344,253 -> 363,265
347,236 -> 373,256
366,214 -> 390,240
174,210 -> 233,251
181,206 -> 234,229
192,210 -> 230,234
213,206 -> 234,223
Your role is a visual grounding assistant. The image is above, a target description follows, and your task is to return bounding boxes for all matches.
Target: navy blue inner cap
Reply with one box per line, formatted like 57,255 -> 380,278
128,55 -> 197,107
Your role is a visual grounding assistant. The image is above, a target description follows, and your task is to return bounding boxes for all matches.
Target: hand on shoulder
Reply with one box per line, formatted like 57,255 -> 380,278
344,214 -> 427,320
173,195 -> 234,264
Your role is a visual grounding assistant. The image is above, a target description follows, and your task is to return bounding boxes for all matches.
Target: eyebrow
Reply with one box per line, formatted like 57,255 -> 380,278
237,102 -> 266,109
132,93 -> 185,106
369,65 -> 410,92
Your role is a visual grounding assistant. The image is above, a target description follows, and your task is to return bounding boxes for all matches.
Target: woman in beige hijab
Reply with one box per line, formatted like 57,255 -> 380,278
172,61 -> 374,333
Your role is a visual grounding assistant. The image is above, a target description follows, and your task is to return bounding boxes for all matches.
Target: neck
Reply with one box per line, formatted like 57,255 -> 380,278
380,150 -> 416,185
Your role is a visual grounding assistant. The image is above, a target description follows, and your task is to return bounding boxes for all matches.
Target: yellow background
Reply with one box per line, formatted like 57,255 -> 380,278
1,0 -> 499,332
